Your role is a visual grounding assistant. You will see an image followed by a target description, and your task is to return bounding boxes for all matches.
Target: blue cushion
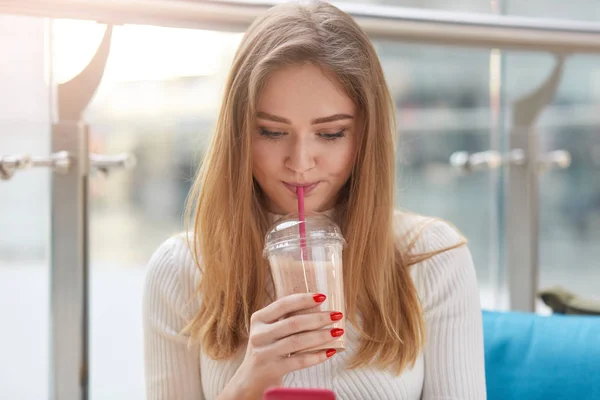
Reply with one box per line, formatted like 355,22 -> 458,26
483,310 -> 600,400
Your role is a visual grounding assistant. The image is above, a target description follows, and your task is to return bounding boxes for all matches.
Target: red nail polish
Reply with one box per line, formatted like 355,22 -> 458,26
331,328 -> 344,337
330,312 -> 343,321
326,349 -> 336,358
313,294 -> 326,303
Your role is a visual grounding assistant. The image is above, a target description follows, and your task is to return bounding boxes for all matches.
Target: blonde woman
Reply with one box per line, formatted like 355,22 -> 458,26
143,1 -> 486,399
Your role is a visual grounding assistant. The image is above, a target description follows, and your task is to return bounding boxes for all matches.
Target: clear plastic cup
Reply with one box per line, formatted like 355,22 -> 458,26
263,212 -> 346,353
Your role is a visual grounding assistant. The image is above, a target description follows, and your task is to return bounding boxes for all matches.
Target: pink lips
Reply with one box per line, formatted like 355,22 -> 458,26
284,181 -> 319,195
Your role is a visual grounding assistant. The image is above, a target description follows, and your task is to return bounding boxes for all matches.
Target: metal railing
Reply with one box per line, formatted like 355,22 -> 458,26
2,0 -> 600,52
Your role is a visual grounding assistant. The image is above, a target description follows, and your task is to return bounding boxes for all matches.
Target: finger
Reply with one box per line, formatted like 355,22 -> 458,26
270,327 -> 344,357
281,348 -> 337,374
253,293 -> 327,324
268,311 -> 342,342
249,311 -> 338,348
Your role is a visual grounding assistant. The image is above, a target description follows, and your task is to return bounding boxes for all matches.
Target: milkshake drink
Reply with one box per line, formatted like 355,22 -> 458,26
264,212 -> 346,353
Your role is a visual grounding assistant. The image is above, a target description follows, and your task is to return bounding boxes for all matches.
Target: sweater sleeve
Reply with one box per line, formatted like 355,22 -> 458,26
410,220 -> 487,400
142,236 -> 204,400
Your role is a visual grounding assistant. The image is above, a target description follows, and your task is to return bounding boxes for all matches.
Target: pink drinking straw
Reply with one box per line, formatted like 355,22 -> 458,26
296,186 -> 307,260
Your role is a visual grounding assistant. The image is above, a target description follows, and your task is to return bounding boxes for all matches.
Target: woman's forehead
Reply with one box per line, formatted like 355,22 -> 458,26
257,64 -> 355,123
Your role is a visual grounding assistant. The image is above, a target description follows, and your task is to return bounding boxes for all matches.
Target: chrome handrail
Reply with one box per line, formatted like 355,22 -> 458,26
1,0 -> 600,52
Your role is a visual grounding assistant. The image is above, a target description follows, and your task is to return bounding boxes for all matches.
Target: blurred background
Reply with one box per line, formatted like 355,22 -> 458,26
1,0 -> 599,399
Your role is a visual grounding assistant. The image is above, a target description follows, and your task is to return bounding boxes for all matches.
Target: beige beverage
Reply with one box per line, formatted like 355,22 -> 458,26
270,258 -> 346,353
264,212 -> 347,354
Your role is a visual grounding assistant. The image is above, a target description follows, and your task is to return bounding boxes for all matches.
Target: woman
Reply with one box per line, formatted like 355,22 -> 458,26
143,1 -> 486,399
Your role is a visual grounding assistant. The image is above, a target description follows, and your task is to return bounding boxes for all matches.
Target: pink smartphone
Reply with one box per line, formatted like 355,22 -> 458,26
263,387 -> 336,400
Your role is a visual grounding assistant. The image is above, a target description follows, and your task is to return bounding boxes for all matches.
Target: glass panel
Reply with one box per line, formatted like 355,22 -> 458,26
506,0 -> 600,21
376,42 -> 503,309
0,15 -> 51,400
52,21 -> 243,398
344,0 -> 599,19
504,53 -> 600,311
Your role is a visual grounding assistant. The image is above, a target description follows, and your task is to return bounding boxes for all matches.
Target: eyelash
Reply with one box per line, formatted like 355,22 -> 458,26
259,129 -> 346,141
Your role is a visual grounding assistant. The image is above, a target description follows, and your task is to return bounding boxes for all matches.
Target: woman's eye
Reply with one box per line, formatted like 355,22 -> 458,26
319,129 -> 346,141
260,129 -> 286,138
259,128 -> 346,140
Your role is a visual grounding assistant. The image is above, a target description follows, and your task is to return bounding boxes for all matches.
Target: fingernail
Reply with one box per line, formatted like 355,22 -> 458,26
330,312 -> 343,321
326,349 -> 336,358
313,294 -> 326,303
331,328 -> 344,337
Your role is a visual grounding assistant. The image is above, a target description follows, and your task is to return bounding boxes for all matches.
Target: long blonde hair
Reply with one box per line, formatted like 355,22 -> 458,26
184,1 -> 446,374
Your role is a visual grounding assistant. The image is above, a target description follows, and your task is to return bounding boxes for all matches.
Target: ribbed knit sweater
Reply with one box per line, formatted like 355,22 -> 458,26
143,212 -> 487,399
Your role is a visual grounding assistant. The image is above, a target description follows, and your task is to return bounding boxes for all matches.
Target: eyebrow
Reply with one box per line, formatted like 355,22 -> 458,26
256,111 -> 354,125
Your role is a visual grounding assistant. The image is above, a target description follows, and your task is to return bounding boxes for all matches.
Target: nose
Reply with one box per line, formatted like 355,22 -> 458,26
284,135 -> 316,174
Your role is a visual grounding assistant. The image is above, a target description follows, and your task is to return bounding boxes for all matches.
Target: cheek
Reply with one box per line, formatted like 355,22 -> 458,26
321,144 -> 355,178
252,142 -> 279,179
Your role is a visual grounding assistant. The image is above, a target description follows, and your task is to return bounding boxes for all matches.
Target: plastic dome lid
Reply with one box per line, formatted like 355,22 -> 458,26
263,211 -> 346,257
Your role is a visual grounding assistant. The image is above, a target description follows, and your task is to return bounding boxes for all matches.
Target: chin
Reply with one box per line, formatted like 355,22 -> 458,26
300,200 -> 333,214
268,200 -> 318,215
266,186 -> 335,214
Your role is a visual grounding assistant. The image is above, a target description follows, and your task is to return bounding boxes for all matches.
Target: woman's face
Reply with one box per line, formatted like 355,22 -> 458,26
252,63 -> 358,215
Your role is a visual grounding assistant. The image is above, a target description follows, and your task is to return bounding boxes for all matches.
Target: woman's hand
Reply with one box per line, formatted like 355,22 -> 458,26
219,293 -> 343,400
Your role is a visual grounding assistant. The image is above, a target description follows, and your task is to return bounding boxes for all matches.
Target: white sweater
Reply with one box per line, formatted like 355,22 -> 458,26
143,213 -> 487,400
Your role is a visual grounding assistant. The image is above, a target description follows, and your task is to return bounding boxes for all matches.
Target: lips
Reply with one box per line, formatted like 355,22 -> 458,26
283,181 -> 320,195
